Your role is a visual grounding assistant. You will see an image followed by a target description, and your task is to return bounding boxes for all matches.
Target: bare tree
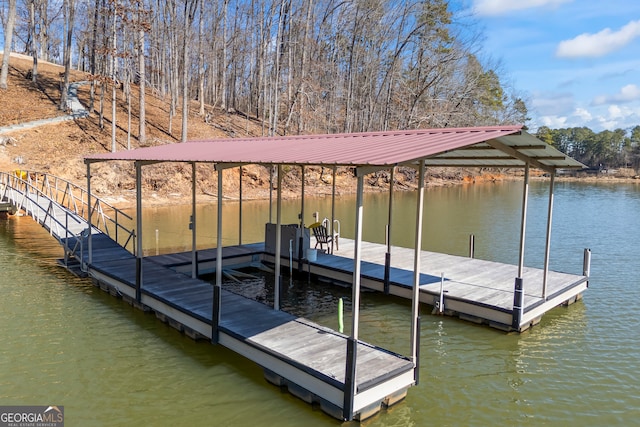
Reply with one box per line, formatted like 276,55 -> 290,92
59,0 -> 75,111
28,0 -> 38,83
181,0 -> 199,142
0,0 -> 17,90
136,0 -> 147,144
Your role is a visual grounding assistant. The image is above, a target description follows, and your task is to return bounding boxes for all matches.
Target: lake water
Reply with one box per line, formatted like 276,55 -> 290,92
1,180 -> 639,426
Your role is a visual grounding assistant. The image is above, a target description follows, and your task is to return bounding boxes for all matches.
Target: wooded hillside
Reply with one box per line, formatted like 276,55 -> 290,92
1,0 -> 528,145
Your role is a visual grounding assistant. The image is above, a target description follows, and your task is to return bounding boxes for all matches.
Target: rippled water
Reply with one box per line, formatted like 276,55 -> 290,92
1,181 -> 639,426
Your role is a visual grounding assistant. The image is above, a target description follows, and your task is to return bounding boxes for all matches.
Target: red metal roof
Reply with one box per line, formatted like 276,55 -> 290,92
84,125 -> 585,171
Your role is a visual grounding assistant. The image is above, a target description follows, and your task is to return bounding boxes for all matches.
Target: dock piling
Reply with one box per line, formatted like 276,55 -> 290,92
512,277 -> 524,330
583,248 -> 592,281
469,234 -> 475,258
437,272 -> 445,314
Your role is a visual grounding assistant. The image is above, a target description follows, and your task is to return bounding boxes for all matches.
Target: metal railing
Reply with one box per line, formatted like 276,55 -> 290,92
1,170 -> 136,254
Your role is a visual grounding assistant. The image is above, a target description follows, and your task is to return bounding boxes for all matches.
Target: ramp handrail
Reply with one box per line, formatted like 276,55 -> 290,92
0,170 -> 136,254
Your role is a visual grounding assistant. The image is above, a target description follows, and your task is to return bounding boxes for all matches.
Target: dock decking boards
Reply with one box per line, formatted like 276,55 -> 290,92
63,233 -> 415,420
306,237 -> 588,329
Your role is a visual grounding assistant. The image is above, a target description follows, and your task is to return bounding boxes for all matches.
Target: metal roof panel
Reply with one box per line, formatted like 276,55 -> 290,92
84,126 -> 585,171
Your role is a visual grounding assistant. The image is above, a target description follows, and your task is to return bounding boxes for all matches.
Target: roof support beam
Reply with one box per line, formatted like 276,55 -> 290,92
424,163 -> 526,168
298,165 -> 305,270
135,161 -> 144,303
331,166 -> 337,255
384,166 -> 395,295
239,166 -> 243,245
518,163 -> 530,278
410,160 -> 425,367
214,162 -> 245,171
191,162 -> 198,279
542,170 -> 556,299
86,162 -> 93,266
355,165 -> 387,177
488,138 -> 555,173
456,144 -> 547,151
274,164 -> 283,311
212,166 -> 223,344
343,168 -> 365,420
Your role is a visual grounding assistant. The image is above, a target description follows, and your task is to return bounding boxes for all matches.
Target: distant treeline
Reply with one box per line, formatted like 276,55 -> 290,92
536,126 -> 640,172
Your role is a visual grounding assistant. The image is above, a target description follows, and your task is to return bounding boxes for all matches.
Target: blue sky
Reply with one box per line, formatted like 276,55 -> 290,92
468,0 -> 640,132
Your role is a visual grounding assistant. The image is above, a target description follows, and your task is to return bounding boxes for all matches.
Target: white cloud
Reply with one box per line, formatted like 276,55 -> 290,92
574,107 -> 592,122
535,104 -> 640,131
531,91 -> 575,116
473,0 -> 572,16
592,84 -> 640,106
556,20 -> 640,58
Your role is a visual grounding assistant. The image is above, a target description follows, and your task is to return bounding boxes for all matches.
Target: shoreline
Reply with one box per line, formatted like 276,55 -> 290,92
96,172 -> 640,210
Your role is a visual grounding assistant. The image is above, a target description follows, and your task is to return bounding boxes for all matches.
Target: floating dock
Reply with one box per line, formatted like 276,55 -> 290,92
150,237 -> 589,333
67,233 -> 415,421
303,238 -> 588,331
4,126 -> 591,422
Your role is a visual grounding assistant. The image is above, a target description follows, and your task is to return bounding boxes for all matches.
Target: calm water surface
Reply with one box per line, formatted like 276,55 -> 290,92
1,181 -> 639,426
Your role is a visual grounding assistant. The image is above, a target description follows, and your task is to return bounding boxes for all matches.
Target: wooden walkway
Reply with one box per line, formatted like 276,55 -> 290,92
2,174 -> 416,421
66,234 -> 415,421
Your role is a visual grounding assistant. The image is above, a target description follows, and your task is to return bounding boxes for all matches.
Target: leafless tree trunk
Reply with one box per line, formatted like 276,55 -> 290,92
88,0 -> 101,112
0,0 -> 17,90
197,1 -> 205,116
59,0 -> 75,111
28,0 -> 38,83
110,0 -> 117,152
181,0 -> 198,142
137,1 -> 146,144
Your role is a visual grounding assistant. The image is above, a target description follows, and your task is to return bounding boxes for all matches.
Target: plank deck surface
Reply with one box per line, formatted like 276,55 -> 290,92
71,234 -> 413,392
315,237 -> 587,315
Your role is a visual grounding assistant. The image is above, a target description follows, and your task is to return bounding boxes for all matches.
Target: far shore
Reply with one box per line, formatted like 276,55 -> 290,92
94,172 -> 639,210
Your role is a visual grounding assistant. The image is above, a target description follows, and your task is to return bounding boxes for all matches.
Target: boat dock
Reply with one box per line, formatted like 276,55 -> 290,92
69,233 -> 415,421
303,238 -> 588,331
4,126 -> 591,422
149,237 -> 589,333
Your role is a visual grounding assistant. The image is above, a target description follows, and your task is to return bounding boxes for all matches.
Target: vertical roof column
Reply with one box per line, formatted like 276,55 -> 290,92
342,167 -> 366,421
86,162 -> 93,267
135,161 -> 144,303
542,170 -> 556,299
274,164 -> 283,311
410,161 -> 425,369
191,162 -> 197,279
513,163 -> 530,331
